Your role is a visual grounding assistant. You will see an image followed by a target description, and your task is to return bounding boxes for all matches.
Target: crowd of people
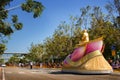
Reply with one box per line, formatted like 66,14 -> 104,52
107,57 -> 120,69
18,62 -> 63,69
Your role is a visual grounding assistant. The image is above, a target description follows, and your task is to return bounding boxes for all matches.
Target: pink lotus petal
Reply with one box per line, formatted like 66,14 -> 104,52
71,46 -> 85,61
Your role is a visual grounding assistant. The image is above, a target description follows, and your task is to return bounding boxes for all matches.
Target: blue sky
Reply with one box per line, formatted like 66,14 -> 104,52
5,0 -> 109,53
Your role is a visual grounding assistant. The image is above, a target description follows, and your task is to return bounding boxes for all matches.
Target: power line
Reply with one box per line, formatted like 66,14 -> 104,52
0,4 -> 21,13
5,4 -> 21,11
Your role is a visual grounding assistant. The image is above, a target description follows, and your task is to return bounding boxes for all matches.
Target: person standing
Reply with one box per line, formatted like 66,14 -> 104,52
30,62 -> 33,69
40,62 -> 43,68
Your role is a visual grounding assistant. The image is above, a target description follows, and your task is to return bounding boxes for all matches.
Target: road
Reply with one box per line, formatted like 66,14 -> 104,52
1,67 -> 120,80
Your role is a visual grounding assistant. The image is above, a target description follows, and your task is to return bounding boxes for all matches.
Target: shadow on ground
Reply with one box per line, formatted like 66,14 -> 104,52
49,71 -> 111,75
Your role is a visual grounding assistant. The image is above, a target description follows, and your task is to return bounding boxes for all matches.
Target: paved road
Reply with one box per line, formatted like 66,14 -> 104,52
1,67 -> 120,80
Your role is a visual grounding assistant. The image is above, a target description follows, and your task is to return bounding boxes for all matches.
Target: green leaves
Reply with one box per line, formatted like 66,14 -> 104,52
0,44 -> 6,55
14,23 -> 23,30
0,22 -> 13,36
12,15 -> 18,23
8,54 -> 20,64
27,43 -> 44,62
0,11 -> 8,19
21,0 -> 44,18
12,15 -> 23,30
0,0 -> 13,7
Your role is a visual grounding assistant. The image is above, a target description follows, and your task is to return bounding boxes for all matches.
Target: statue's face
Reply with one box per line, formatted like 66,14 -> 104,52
83,30 -> 87,32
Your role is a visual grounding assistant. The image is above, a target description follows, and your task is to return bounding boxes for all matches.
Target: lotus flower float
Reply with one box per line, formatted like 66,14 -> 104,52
62,37 -> 113,74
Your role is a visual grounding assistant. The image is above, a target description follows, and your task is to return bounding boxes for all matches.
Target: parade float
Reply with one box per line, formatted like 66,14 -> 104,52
62,30 -> 113,74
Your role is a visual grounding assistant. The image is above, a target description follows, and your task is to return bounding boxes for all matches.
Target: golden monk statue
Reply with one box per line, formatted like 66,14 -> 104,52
76,29 -> 89,47
81,29 -> 89,43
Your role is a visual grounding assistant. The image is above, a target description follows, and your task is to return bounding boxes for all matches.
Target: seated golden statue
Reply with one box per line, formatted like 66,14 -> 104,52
81,29 -> 89,42
76,29 -> 89,47
62,30 -> 113,74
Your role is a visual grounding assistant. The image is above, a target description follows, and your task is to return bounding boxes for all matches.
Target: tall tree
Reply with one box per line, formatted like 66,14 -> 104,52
43,19 -> 82,62
76,6 -> 91,29
27,43 -> 44,62
0,0 -> 44,55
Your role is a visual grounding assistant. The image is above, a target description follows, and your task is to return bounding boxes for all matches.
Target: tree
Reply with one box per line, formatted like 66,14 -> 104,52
27,43 -> 44,62
8,54 -> 20,64
28,1 -> 120,61
0,58 -> 4,64
79,4 -> 120,58
0,0 -> 44,55
76,6 -> 91,29
43,19 -> 82,62
0,44 -> 6,54
105,0 -> 120,28
114,0 -> 120,16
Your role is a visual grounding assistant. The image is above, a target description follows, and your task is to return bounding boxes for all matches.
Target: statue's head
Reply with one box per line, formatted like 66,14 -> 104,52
83,29 -> 87,33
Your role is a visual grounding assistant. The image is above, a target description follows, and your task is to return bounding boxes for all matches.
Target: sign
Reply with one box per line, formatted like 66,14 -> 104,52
112,50 -> 116,56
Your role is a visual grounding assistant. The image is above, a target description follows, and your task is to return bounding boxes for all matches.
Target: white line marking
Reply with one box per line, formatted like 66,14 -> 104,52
2,67 -> 5,80
6,72 -> 12,74
31,72 -> 37,73
19,72 -> 25,74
